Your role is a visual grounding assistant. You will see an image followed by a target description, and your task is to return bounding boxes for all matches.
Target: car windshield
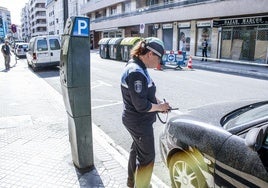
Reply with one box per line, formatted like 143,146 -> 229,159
18,44 -> 28,48
223,102 -> 268,130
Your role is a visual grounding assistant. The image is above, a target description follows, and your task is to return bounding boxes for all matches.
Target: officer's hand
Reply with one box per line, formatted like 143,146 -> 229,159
159,101 -> 171,113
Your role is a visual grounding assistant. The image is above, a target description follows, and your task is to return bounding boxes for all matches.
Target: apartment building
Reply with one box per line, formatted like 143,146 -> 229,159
21,4 -> 31,42
46,0 -> 83,35
46,0 -> 64,35
29,0 -> 47,37
81,0 -> 268,64
0,6 -> 11,42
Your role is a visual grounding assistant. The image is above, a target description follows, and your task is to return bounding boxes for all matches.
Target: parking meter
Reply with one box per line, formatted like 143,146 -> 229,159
60,16 -> 93,170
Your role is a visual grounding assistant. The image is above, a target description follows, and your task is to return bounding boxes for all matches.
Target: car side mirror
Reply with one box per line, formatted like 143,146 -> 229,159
245,127 -> 264,151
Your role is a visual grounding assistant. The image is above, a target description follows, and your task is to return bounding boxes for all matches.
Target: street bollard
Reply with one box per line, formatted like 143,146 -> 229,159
60,16 -> 93,170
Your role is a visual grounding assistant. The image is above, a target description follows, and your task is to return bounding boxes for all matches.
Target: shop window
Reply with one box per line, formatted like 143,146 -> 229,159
163,28 -> 173,50
222,30 -> 232,40
196,27 -> 211,57
221,29 -> 232,59
178,28 -> 191,54
257,30 -> 268,41
255,26 -> 268,63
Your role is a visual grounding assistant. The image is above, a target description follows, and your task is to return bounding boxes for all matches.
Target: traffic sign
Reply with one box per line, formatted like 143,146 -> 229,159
140,23 -> 145,34
72,17 -> 89,37
11,24 -> 17,33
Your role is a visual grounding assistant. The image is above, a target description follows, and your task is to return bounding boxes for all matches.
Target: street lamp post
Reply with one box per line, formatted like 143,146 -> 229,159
63,0 -> 69,27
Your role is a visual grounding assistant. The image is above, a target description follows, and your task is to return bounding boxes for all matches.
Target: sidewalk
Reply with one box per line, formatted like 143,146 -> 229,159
0,55 -> 167,187
190,57 -> 268,80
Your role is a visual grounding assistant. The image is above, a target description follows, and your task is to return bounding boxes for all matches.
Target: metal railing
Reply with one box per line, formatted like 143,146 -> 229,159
91,0 -> 221,23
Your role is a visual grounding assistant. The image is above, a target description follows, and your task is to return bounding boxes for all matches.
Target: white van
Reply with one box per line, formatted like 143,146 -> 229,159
26,35 -> 61,71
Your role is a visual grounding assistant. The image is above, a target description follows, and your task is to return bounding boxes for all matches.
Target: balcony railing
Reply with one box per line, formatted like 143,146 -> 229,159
91,0 -> 220,23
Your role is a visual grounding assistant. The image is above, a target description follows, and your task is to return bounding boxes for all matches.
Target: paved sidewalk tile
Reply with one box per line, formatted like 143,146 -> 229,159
0,55 -> 129,187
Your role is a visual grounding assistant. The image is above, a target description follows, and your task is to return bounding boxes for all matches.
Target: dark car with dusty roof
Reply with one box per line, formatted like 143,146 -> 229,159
160,100 -> 268,188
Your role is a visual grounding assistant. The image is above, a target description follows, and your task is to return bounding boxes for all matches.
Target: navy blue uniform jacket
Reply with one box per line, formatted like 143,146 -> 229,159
121,57 -> 157,127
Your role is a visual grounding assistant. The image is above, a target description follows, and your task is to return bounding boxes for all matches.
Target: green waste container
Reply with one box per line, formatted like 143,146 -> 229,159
98,38 -> 111,59
120,37 -> 141,62
108,37 -> 123,61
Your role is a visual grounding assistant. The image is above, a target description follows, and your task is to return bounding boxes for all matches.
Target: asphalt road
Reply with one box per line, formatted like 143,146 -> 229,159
31,51 -> 268,185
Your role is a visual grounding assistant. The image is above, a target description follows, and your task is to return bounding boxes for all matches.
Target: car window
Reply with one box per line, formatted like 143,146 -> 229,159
37,40 -> 48,51
28,41 -> 34,51
223,103 -> 268,129
49,39 -> 60,50
264,132 -> 268,147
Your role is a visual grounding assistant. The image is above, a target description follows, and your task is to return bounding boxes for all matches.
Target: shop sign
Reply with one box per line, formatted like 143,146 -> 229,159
154,24 -> 159,30
197,21 -> 211,27
163,23 -> 173,29
213,16 -> 268,27
140,23 -> 145,34
178,22 -> 190,28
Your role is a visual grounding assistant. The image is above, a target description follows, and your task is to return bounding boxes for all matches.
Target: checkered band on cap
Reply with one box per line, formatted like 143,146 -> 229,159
145,37 -> 165,57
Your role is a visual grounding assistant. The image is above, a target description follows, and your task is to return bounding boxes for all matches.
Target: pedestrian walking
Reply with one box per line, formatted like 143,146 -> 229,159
1,40 -> 11,70
120,37 -> 171,188
201,38 -> 208,61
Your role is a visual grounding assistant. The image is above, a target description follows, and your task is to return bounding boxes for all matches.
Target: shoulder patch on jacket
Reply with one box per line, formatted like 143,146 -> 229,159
134,80 -> 142,93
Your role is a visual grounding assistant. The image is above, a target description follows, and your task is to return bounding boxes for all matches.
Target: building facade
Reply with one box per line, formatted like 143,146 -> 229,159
29,0 -> 47,37
21,4 -> 31,42
81,0 -> 268,64
46,0 -> 64,35
46,0 -> 84,36
0,6 -> 11,42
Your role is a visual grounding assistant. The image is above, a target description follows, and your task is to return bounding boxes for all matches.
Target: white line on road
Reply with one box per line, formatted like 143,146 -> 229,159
92,101 -> 123,110
91,80 -> 112,89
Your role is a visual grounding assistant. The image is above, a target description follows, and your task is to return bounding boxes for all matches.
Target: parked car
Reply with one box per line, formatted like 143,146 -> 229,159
160,100 -> 268,188
11,40 -> 25,52
14,42 -> 28,58
26,35 -> 61,71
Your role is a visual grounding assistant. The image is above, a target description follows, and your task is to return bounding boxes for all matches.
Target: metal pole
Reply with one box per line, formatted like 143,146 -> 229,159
265,46 -> 268,64
63,0 -> 69,27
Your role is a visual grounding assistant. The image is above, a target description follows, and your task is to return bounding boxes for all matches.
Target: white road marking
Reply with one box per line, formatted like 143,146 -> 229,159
91,80 -> 112,89
92,101 -> 123,110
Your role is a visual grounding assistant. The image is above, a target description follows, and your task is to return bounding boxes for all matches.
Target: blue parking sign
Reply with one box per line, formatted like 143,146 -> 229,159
72,17 -> 89,37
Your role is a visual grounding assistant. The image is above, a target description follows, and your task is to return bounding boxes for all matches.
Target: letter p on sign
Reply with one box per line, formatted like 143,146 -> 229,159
78,20 -> 87,35
72,17 -> 89,37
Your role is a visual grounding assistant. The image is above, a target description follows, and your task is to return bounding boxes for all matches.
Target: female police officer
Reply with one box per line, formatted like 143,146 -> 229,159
121,37 -> 171,188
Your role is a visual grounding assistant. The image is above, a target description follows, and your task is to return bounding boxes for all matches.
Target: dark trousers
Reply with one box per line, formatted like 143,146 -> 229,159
202,48 -> 207,61
3,55 -> 10,69
125,123 -> 155,188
